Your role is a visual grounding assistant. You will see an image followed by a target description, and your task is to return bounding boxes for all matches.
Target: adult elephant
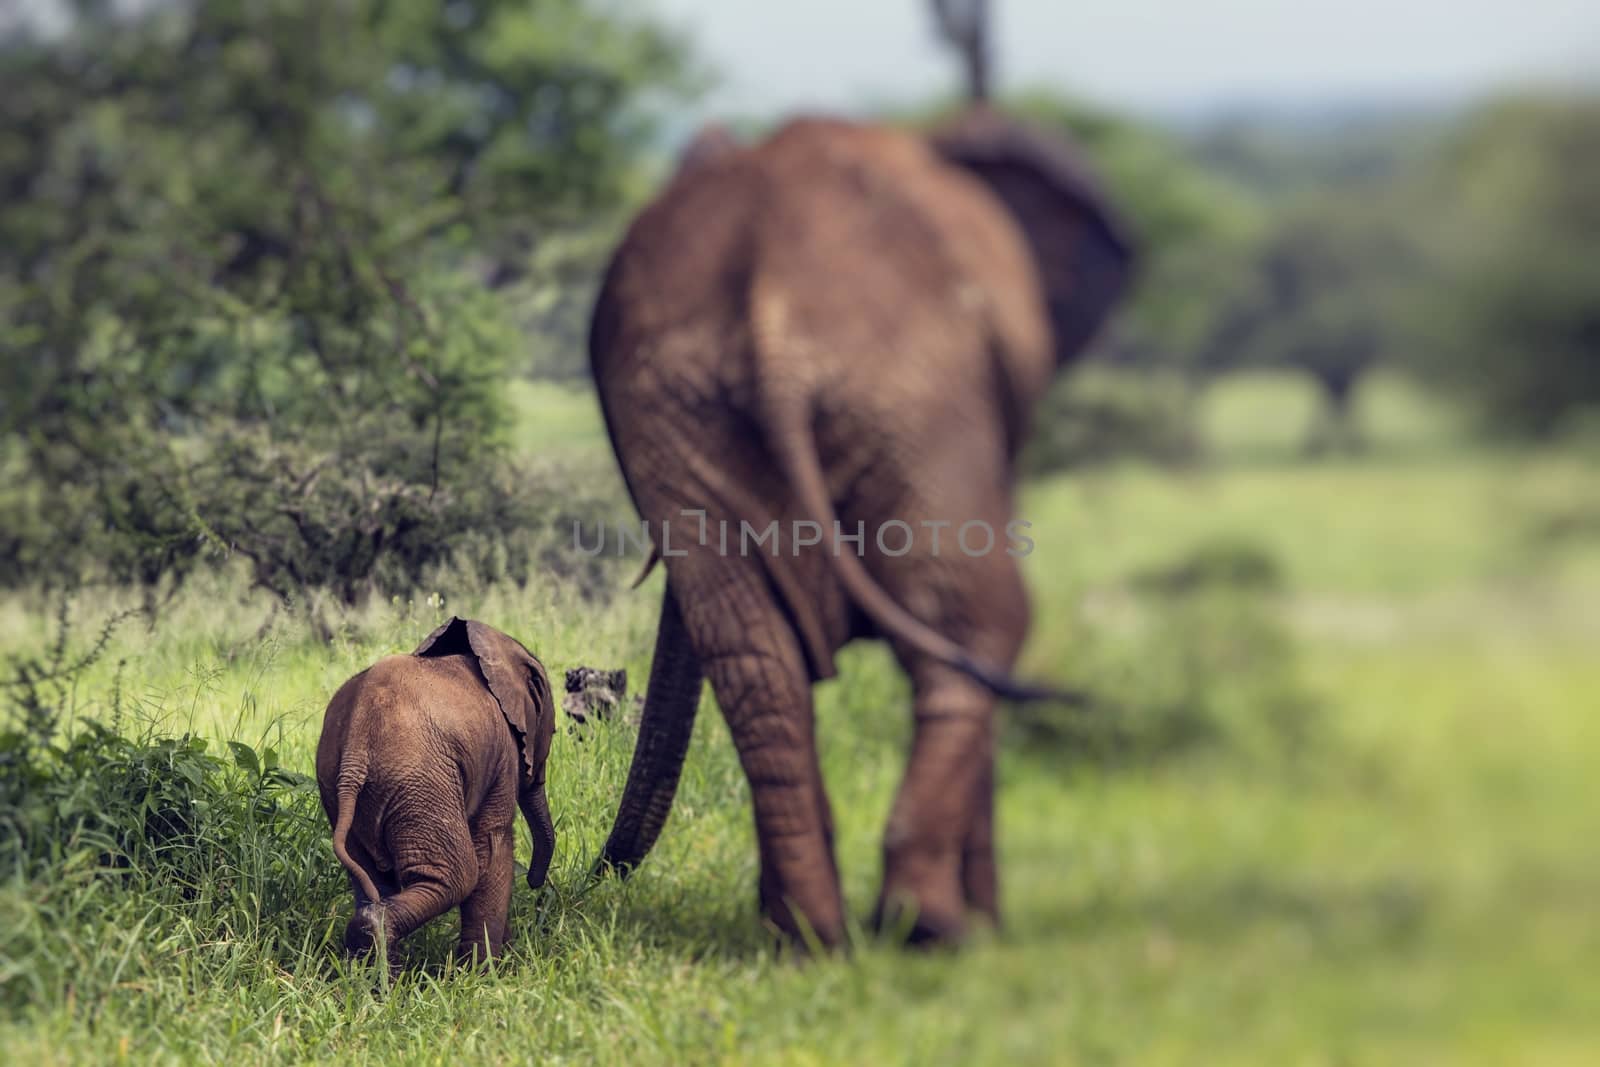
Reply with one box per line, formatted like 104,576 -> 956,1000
589,109 -> 1134,947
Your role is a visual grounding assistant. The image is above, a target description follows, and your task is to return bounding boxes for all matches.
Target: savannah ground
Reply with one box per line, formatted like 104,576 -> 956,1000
2,373 -> 1597,1064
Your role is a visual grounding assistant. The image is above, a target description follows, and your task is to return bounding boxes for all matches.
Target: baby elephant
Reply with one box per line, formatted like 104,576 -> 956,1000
317,617 -> 555,963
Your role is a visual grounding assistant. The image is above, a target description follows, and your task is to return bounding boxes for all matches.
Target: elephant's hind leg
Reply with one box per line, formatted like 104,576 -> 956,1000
877,553 -> 1026,945
720,646 -> 844,949
457,824 -> 515,963
961,748 -> 999,921
875,663 -> 998,945
341,837 -> 399,955
678,558 -> 846,949
360,804 -> 478,955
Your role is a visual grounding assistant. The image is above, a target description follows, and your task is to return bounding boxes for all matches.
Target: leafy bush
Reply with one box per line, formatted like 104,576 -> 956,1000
1009,538 -> 1317,765
1128,535 -> 1284,596
1408,95 -> 1600,436
0,606 -> 344,1014
1022,367 -> 1201,475
0,0 -> 688,603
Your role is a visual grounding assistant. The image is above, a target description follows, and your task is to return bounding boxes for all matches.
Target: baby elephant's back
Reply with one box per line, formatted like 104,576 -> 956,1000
331,653 -> 500,733
317,653 -> 513,807
380,652 -> 499,719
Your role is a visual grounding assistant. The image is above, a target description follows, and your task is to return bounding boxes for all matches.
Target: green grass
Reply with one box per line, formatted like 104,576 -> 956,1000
4,373 -> 1599,1064
503,379 -> 612,456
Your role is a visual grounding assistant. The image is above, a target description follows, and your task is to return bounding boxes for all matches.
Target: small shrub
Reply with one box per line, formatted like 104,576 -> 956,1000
0,606 -> 344,1014
411,451 -> 635,608
1022,367 -> 1201,476
1128,535 -> 1284,596
1009,539 -> 1317,765
1527,504 -> 1600,549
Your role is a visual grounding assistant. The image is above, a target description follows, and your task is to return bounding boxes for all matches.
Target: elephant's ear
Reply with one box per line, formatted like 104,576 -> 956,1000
414,617 -> 552,781
413,616 -> 467,658
930,107 -> 1137,363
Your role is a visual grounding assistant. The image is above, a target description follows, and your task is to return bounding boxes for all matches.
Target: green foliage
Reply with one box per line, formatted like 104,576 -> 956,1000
0,0 -> 689,600
1410,94 -> 1600,436
1021,366 -> 1199,475
1191,109 -> 1448,202
1008,538 -> 1317,764
1184,96 -> 1600,443
0,603 -> 340,1014
1202,191 -> 1422,450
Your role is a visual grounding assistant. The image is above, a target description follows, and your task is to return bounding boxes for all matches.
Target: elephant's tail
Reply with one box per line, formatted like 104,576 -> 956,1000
331,752 -> 382,905
764,400 -> 1081,704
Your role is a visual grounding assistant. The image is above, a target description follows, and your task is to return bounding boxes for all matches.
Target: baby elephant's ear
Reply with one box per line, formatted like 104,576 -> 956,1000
438,620 -> 551,781
413,616 -> 468,657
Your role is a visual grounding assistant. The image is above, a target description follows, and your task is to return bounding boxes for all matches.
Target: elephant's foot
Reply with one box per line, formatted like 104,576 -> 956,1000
453,937 -> 505,967
875,840 -> 970,947
343,903 -> 389,956
758,879 -> 847,952
752,821 -> 848,951
872,902 -> 967,948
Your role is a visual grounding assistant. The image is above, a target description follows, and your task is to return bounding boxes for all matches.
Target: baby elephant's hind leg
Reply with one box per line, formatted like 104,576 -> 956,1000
357,807 -> 478,957
341,837 -> 399,955
457,824 -> 516,963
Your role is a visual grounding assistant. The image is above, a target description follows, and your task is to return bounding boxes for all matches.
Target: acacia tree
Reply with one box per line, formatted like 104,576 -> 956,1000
1203,193 -> 1418,453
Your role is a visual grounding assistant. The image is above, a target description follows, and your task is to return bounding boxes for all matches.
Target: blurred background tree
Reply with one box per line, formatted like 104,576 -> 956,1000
998,87 -> 1596,468
1202,192 -> 1420,453
1409,95 -> 1600,438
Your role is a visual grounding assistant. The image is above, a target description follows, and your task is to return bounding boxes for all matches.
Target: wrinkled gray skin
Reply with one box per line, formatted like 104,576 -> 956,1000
316,617 -> 556,963
589,110 -> 1135,948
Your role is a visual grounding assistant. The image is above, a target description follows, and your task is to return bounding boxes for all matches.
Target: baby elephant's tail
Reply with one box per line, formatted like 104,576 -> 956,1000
331,751 -> 382,905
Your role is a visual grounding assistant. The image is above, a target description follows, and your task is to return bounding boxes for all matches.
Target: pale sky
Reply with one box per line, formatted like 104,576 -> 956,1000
650,0 -> 1600,117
